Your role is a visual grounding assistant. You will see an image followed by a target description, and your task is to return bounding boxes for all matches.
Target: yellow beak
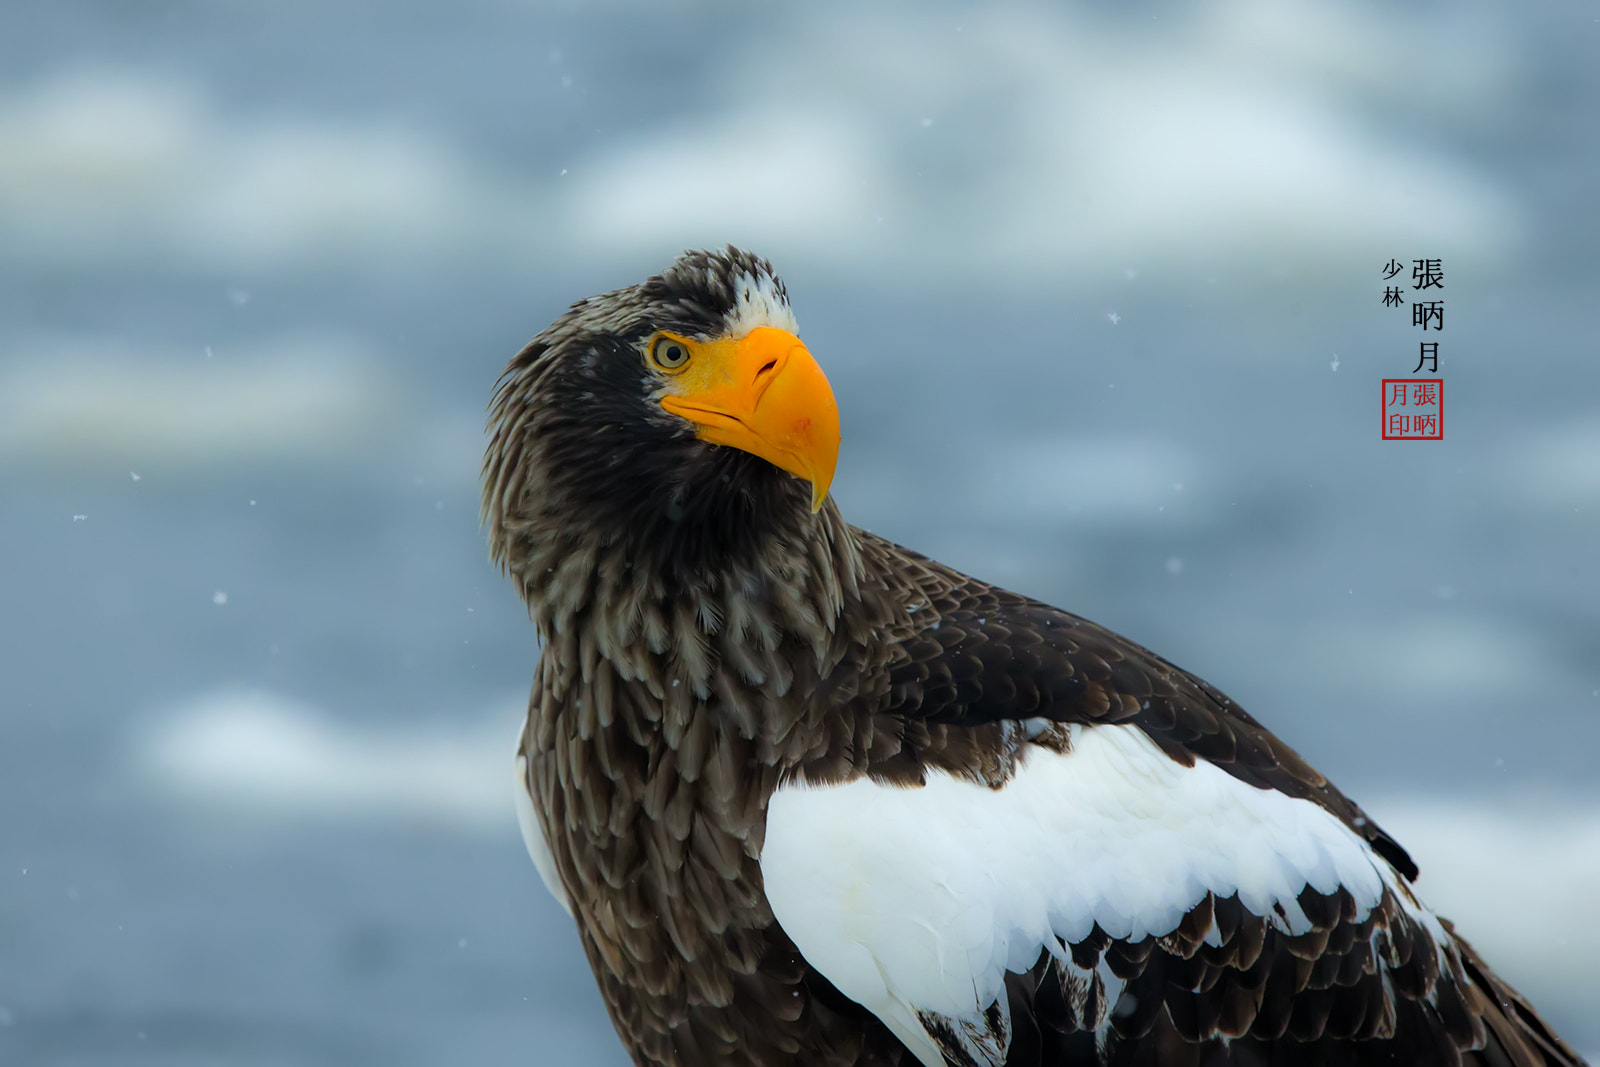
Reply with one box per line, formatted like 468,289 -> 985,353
659,327 -> 840,513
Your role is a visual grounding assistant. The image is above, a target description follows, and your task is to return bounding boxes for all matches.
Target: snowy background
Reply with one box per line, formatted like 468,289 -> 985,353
3,1 -> 1598,1063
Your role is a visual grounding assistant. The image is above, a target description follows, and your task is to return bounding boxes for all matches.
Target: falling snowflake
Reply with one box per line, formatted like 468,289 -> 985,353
212,591 -> 228,605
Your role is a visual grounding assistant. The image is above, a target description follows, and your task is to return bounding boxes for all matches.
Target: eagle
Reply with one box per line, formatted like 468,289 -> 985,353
483,247 -> 1584,1067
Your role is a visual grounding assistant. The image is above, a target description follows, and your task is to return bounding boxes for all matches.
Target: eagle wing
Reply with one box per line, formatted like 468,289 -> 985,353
760,534 -> 1581,1067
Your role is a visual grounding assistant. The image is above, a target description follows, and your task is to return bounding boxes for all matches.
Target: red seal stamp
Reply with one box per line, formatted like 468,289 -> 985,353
1382,379 -> 1443,440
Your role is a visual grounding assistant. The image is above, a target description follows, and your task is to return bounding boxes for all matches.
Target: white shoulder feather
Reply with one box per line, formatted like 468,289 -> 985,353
760,722 -> 1413,1067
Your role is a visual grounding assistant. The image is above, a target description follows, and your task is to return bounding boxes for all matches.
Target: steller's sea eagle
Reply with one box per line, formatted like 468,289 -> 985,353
482,247 -> 1584,1067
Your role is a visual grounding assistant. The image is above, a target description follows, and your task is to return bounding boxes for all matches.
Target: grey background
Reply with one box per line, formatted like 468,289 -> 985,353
2,1 -> 1597,1063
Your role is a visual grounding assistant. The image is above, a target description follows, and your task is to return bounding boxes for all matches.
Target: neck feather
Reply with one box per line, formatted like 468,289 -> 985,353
498,486 -> 865,703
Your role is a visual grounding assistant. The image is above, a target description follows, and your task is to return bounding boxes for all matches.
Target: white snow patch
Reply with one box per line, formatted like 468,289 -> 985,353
140,690 -> 521,829
0,335 -> 394,464
0,69 -> 541,271
570,109 -> 888,254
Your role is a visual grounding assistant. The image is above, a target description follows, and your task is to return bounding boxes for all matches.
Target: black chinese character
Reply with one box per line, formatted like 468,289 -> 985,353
1382,258 -> 1404,279
1382,286 -> 1406,308
1412,301 -> 1444,330
1412,258 -> 1443,289
1414,342 -> 1439,373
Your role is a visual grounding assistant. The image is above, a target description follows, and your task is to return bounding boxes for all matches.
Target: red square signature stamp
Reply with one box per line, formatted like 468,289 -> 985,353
1382,379 -> 1443,440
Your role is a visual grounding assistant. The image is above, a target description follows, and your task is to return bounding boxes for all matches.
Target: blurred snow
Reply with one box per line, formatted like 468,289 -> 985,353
1295,613 -> 1556,696
1501,417 -> 1600,508
0,335 -> 396,465
571,2 -> 1518,282
141,690 -> 519,829
572,108 -> 891,258
0,0 -> 1519,287
0,71 -> 542,272
976,436 -> 1202,525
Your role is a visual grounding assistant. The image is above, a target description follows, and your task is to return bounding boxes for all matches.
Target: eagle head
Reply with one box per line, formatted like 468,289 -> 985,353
483,247 -> 842,624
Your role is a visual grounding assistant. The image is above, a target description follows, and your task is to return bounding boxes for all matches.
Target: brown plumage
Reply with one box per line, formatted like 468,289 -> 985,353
483,247 -> 1585,1067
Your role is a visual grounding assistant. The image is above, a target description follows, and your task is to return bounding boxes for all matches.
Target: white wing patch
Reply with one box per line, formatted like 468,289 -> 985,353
514,751 -> 572,917
760,723 -> 1393,1067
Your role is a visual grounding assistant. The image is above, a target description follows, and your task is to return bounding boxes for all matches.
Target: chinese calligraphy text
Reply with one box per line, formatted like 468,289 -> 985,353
1379,258 -> 1444,439
1382,379 -> 1443,440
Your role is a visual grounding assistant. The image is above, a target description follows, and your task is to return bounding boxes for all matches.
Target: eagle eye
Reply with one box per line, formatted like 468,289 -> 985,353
650,335 -> 691,371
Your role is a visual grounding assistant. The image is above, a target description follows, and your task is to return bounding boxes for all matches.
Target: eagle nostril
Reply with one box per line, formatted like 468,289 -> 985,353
756,360 -> 777,380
